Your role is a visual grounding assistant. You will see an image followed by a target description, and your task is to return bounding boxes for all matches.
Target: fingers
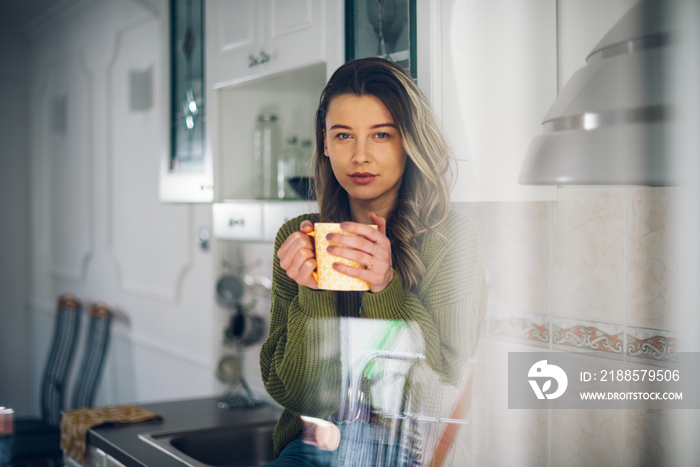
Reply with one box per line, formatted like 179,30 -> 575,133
300,220 -> 314,233
278,221 -> 315,259
333,214 -> 392,293
332,261 -> 371,278
282,246 -> 315,277
330,216 -> 389,265
328,223 -> 385,260
278,232 -> 310,262
277,221 -> 318,289
368,212 -> 387,236
339,221 -> 382,243
326,233 -> 376,255
286,258 -> 318,289
327,243 -> 377,268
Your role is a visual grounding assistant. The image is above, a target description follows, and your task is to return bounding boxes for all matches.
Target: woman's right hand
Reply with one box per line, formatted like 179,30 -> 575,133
277,220 -> 318,290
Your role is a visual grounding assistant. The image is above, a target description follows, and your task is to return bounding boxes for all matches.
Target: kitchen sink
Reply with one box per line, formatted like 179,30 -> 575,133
139,419 -> 277,467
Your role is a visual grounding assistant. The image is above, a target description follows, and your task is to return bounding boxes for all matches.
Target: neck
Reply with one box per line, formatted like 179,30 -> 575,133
349,197 -> 397,224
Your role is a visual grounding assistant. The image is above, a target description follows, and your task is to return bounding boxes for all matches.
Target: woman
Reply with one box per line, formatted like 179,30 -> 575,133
260,57 -> 487,466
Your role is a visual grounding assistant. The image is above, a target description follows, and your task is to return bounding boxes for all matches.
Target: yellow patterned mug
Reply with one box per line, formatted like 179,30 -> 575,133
306,223 -> 378,291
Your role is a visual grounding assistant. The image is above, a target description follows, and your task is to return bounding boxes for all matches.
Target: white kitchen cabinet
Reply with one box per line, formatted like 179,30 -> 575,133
159,0 -> 214,203
207,0 -> 329,89
209,64 -> 326,242
160,0 -> 341,203
203,1 -> 341,240
419,0 -> 558,201
213,200 -> 317,241
213,202 -> 264,240
214,64 -> 327,202
65,447 -> 126,467
262,201 -> 318,240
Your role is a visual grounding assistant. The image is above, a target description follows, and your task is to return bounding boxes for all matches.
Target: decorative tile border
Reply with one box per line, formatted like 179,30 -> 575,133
484,312 -> 681,362
488,312 -> 549,346
551,317 -> 625,354
626,326 -> 681,362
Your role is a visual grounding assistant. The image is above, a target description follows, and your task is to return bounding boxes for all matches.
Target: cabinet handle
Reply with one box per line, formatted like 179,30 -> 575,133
248,51 -> 271,68
229,218 -> 245,227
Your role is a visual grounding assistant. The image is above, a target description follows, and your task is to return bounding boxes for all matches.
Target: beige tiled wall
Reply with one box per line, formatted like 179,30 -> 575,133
627,187 -> 684,330
453,186 -> 688,466
470,340 -> 549,466
455,201 -> 550,316
624,409 -> 699,466
550,409 -> 625,466
455,186 -> 683,345
553,188 -> 627,323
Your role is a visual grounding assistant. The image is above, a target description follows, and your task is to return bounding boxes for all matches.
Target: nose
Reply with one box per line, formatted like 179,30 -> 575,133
351,139 -> 371,164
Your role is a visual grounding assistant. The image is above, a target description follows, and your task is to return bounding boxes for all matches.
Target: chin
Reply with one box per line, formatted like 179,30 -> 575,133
344,187 -> 378,201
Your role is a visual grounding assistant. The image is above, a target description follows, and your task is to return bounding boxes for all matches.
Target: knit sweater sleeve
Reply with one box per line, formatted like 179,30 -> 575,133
259,214 -> 343,417
360,210 -> 488,385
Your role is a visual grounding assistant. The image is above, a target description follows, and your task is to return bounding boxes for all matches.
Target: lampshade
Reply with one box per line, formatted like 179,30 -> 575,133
519,0 -> 681,186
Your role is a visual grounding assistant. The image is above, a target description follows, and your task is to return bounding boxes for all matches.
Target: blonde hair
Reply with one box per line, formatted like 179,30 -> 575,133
313,58 -> 452,291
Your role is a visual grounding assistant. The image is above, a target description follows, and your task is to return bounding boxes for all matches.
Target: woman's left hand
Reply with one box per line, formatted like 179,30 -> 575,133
326,212 -> 393,293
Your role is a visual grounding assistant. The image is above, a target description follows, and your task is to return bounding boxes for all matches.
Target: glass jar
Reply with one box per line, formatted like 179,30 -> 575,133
278,136 -> 301,198
298,139 -> 314,177
253,113 -> 281,199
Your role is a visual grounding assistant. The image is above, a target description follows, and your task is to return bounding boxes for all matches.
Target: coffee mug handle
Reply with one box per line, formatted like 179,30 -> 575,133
305,230 -> 319,282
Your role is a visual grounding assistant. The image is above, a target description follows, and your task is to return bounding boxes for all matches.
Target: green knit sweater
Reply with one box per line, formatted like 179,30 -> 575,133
259,210 -> 487,457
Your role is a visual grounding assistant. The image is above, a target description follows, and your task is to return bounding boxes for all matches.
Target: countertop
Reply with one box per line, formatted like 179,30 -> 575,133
87,397 -> 282,467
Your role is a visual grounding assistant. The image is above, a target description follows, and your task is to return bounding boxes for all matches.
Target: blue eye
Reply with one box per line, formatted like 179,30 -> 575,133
376,132 -> 389,139
336,133 -> 351,140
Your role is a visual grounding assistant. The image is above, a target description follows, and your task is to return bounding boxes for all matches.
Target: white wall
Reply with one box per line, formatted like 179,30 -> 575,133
0,29 -> 33,415
557,0 -> 638,87
16,0 -> 220,416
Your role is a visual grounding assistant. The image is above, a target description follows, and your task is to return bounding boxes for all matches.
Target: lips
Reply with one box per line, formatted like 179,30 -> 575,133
350,172 -> 377,185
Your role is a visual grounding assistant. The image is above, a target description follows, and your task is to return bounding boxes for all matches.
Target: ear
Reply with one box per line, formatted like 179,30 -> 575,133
323,129 -> 329,157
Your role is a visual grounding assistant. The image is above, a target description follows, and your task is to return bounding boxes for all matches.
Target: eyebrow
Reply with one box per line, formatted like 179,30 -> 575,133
328,123 -> 397,130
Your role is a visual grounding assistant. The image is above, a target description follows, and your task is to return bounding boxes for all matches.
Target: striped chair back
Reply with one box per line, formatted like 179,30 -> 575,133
40,294 -> 82,427
71,302 -> 113,409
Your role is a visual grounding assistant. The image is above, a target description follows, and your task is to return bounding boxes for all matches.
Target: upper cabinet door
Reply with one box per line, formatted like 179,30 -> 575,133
160,0 -> 214,202
207,0 -> 325,89
265,0 -> 325,75
207,0 -> 259,88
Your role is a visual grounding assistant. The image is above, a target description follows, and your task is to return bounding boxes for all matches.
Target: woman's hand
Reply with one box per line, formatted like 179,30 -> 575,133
301,415 -> 340,451
277,220 -> 318,289
327,212 -> 393,293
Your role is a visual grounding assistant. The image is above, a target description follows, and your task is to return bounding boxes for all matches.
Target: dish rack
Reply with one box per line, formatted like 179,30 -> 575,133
333,350 -> 474,467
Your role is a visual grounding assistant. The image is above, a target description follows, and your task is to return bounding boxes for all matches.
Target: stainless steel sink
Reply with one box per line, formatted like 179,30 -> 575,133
139,419 -> 277,467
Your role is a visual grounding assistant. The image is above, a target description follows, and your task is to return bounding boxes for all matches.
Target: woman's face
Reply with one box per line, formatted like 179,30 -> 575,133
323,94 -> 407,213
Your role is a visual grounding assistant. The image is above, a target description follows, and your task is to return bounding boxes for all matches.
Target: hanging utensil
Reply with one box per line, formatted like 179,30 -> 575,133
224,303 -> 264,347
215,273 -> 245,308
215,353 -> 243,383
